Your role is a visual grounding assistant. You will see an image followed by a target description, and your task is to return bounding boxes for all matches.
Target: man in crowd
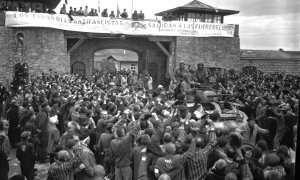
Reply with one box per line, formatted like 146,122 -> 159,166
60,4 -> 67,14
109,11 -> 115,18
138,10 -> 145,20
83,6 -> 89,16
120,9 -> 128,18
47,150 -> 84,180
0,120 -> 10,180
174,61 -> 188,82
37,102 -> 51,163
194,63 -> 207,84
16,131 -> 35,180
101,8 -> 108,17
132,10 -> 139,20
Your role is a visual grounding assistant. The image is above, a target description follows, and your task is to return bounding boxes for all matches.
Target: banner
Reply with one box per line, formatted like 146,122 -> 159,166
5,12 -> 236,37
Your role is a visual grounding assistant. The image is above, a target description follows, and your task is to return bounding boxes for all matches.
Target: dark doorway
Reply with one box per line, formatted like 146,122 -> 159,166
72,62 -> 85,76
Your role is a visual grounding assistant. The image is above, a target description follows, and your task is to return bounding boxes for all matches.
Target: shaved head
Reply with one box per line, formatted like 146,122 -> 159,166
57,150 -> 69,161
158,174 -> 171,180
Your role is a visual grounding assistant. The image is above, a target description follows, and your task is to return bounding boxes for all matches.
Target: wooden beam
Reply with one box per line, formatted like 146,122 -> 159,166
68,38 -> 86,54
148,36 -> 174,42
155,41 -> 171,57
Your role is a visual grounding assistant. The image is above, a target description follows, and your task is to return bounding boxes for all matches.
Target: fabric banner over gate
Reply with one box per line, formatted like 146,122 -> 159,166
5,12 -> 236,37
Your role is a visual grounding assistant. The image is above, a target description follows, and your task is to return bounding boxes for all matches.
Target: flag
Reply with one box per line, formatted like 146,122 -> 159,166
98,0 -> 101,14
214,7 -> 218,13
117,3 -> 120,17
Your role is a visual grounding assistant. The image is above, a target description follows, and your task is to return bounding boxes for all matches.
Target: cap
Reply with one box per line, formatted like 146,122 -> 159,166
179,61 -> 185,64
41,102 -> 48,109
65,139 -> 76,149
214,159 -> 227,171
21,131 -> 31,139
141,134 -> 151,145
265,153 -> 280,167
177,105 -> 187,111
158,85 -> 163,89
109,82 -> 115,86
164,143 -> 176,154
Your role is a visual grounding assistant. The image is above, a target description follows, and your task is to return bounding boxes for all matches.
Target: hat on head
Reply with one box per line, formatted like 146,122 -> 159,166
65,139 -> 76,149
158,85 -> 164,89
214,159 -> 227,172
41,102 -> 48,109
93,165 -> 105,178
265,153 -> 280,167
21,131 -> 31,139
210,111 -> 220,121
11,100 -> 18,106
178,105 -> 187,111
179,61 -> 185,64
164,143 -> 176,154
141,134 -> 151,145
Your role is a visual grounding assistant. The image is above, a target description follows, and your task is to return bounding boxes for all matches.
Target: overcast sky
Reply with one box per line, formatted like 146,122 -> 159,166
55,0 -> 300,51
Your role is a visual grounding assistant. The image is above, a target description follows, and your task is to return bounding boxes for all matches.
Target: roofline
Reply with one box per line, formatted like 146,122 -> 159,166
120,61 -> 138,63
155,7 -> 239,16
241,58 -> 300,60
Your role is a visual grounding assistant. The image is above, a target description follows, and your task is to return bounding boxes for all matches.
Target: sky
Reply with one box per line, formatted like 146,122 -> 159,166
55,0 -> 300,51
94,49 -> 138,61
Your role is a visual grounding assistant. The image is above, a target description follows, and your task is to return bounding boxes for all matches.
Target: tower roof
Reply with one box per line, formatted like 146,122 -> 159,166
155,0 -> 239,16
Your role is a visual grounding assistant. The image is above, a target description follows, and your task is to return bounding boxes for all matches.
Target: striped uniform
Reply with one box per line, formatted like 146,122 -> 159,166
111,119 -> 140,168
47,156 -> 81,180
185,131 -> 217,180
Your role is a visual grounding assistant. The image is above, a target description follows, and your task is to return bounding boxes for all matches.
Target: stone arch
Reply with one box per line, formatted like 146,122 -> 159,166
93,46 -> 141,73
70,37 -> 167,86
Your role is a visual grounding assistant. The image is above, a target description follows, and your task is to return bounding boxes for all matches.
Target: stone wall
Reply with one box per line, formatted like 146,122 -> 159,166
174,36 -> 240,72
241,59 -> 300,74
0,26 -> 69,86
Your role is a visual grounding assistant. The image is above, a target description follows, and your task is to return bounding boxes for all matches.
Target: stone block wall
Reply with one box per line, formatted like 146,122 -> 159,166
241,59 -> 300,74
0,26 -> 69,86
174,36 -> 240,72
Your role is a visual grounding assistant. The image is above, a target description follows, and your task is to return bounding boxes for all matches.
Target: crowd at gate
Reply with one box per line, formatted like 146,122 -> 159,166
0,61 -> 298,180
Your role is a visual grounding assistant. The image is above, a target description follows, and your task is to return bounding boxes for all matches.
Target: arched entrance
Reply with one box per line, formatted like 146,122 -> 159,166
69,36 -> 168,87
72,62 -> 85,76
94,49 -> 139,72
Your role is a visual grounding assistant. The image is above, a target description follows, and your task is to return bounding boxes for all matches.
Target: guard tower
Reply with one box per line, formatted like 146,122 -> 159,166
155,0 -> 239,23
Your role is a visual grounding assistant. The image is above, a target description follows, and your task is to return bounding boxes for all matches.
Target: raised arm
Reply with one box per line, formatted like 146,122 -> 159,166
236,147 -> 253,180
203,119 -> 217,153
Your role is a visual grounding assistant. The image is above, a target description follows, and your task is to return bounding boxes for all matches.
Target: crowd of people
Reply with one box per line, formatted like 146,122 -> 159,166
0,62 -> 298,180
0,2 -> 146,20
59,4 -> 145,20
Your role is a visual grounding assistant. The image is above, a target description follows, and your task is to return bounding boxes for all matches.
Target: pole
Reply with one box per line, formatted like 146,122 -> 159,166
131,0 -> 133,16
98,0 -> 101,14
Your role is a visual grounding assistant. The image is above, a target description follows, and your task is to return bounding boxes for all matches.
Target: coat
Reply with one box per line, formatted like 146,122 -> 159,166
47,124 -> 60,153
236,123 -> 266,146
7,105 -> 20,146
36,109 -> 49,147
76,146 -> 96,180
16,141 -> 35,169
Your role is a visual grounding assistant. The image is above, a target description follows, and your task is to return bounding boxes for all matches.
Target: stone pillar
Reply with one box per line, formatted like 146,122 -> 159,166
168,41 -> 176,76
140,49 -> 149,75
